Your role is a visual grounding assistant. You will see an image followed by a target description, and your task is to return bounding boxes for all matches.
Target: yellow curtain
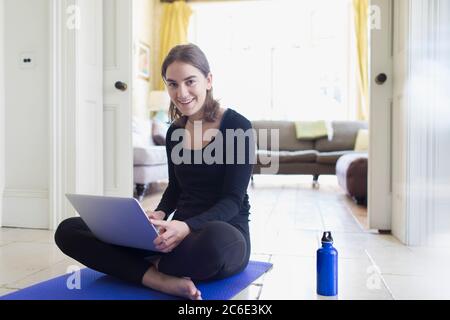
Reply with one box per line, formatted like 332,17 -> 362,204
353,0 -> 369,121
157,0 -> 193,90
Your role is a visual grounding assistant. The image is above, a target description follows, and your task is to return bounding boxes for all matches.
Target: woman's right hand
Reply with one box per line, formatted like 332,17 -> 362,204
145,210 -> 166,221
145,210 -> 167,234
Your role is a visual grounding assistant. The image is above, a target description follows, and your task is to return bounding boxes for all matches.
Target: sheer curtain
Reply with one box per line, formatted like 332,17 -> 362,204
188,0 -> 356,121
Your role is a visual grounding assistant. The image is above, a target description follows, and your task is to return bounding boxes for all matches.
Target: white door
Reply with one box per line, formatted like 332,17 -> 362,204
368,0 -> 393,231
103,0 -> 133,197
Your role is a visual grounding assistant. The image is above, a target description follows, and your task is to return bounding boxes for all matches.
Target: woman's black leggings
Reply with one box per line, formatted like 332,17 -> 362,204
54,217 -> 250,285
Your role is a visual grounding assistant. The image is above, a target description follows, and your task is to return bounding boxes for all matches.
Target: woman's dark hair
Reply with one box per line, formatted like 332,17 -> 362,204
161,43 -> 220,125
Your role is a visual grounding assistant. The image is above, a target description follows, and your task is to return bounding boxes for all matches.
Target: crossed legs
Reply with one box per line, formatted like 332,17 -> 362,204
54,217 -> 250,299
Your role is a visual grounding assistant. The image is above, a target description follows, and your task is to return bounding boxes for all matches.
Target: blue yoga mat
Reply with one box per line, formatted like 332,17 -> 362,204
1,261 -> 272,300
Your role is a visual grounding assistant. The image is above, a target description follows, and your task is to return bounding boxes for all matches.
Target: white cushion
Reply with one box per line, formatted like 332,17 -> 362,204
132,116 -> 155,147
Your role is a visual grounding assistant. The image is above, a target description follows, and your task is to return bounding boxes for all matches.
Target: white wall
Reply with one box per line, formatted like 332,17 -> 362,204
2,0 -> 50,228
392,0 -> 450,246
0,0 -> 5,227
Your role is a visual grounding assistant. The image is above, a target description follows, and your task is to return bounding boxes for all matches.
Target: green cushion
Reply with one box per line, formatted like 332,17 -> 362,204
294,121 -> 328,140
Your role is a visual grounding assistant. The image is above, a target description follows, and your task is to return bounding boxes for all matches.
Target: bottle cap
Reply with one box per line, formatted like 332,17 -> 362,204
321,231 -> 334,243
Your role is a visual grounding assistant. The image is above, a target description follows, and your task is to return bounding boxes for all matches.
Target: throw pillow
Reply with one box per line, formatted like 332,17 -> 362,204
152,120 -> 169,146
295,121 -> 328,140
354,129 -> 369,151
132,116 -> 154,147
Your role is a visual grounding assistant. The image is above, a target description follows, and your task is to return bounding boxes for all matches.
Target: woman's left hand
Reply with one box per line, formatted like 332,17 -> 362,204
151,219 -> 190,253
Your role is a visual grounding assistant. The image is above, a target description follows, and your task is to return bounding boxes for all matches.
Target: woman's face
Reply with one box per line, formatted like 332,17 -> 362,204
165,61 -> 212,118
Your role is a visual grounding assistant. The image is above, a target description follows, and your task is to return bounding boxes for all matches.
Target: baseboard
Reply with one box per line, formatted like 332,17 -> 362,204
2,189 -> 49,228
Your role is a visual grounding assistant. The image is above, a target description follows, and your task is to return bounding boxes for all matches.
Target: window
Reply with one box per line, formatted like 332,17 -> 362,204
188,0 -> 356,121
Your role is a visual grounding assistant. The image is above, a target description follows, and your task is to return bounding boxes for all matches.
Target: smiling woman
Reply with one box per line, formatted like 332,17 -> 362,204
54,44 -> 255,301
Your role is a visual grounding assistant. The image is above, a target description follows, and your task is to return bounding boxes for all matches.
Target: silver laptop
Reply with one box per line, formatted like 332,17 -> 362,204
65,194 -> 161,252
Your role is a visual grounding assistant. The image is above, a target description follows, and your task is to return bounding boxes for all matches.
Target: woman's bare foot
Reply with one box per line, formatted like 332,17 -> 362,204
142,266 -> 202,300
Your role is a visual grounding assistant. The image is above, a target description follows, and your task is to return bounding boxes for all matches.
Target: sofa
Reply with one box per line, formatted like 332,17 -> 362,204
251,120 -> 368,187
132,117 -> 168,201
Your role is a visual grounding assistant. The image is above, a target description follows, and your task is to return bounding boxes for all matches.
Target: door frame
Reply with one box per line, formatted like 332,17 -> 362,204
49,0 -> 77,229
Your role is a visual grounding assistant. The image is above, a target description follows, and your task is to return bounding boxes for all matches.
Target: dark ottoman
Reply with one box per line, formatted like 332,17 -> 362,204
336,153 -> 368,205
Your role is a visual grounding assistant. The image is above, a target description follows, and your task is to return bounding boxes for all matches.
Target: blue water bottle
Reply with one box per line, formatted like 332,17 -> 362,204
317,231 -> 338,296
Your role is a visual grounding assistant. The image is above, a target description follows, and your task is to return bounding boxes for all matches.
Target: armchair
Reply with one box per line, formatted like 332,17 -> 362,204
132,116 -> 168,201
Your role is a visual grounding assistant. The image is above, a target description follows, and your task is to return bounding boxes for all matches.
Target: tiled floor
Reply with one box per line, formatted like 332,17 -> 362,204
1,175 -> 450,299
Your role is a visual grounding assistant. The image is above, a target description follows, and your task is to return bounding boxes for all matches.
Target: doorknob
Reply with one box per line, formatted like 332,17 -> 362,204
114,81 -> 128,91
375,73 -> 387,85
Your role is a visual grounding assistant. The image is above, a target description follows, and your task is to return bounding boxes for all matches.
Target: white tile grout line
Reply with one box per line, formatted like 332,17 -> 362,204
250,188 -> 283,240
364,249 -> 396,300
254,253 -> 273,300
